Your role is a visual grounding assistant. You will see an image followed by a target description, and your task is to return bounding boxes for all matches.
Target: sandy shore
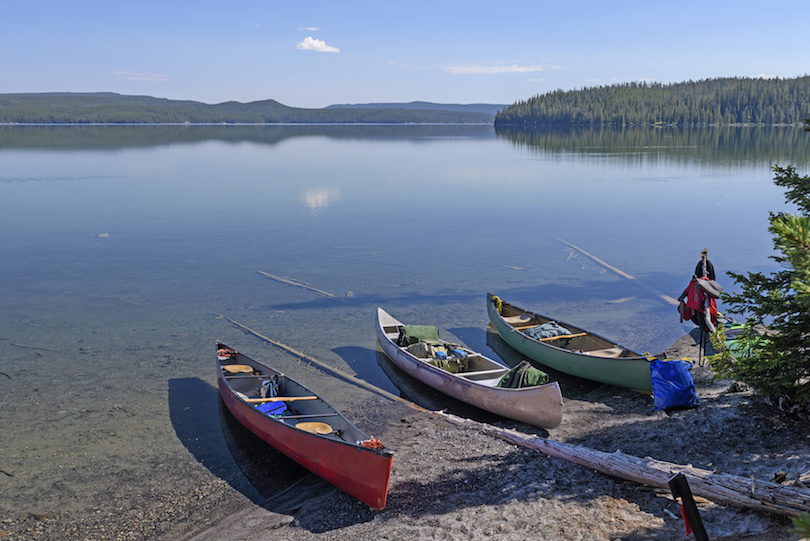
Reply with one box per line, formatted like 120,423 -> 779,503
3,329 -> 808,540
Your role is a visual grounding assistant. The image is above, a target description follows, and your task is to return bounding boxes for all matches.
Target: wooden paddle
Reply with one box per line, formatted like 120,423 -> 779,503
536,332 -> 587,342
237,392 -> 318,403
243,396 -> 318,403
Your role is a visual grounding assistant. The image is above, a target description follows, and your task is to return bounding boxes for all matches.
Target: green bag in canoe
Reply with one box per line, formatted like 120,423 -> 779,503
498,361 -> 549,388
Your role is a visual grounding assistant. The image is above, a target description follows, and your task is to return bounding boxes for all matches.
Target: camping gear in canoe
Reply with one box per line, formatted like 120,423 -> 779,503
487,293 -> 653,393
216,342 -> 393,509
375,308 -> 563,429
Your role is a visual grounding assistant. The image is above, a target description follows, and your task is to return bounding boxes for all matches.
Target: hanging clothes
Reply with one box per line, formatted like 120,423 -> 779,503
678,276 -> 719,333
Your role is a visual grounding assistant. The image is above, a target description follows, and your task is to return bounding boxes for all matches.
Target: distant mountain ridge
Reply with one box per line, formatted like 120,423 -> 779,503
326,101 -> 506,116
0,92 -> 499,124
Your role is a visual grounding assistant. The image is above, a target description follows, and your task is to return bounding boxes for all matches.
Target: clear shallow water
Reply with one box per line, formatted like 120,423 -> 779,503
0,125 -> 806,511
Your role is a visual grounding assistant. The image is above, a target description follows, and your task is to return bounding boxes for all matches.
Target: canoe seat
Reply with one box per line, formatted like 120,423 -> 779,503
504,313 -> 533,326
582,348 -> 624,358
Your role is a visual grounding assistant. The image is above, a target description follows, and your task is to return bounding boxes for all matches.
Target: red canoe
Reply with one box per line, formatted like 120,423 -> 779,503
216,342 -> 393,509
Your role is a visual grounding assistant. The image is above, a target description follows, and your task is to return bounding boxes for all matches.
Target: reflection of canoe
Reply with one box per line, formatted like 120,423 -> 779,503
375,308 -> 563,429
216,342 -> 393,509
487,293 -> 652,393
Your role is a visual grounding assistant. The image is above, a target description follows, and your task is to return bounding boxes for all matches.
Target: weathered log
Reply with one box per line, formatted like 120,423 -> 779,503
438,411 -> 810,517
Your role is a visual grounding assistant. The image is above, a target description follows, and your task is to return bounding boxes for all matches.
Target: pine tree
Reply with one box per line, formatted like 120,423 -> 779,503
712,122 -> 810,407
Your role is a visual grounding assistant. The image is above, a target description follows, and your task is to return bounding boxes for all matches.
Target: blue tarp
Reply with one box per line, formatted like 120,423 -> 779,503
256,400 -> 287,416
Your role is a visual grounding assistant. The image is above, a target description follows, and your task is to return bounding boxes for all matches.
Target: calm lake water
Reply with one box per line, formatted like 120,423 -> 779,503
1,124 -> 808,515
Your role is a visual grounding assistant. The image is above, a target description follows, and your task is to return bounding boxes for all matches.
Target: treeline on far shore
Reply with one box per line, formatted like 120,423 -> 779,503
0,93 -> 496,124
496,76 -> 810,128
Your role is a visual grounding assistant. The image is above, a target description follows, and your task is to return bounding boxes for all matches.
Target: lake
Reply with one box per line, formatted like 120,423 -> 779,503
1,124 -> 807,524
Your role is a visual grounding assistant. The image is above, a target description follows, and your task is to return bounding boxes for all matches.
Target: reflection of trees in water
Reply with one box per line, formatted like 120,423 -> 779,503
0,124 -> 496,150
3,124 -> 807,167
496,126 -> 810,166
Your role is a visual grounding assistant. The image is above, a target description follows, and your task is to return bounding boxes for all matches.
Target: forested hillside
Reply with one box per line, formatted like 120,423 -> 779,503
0,93 -> 495,124
495,76 -> 810,128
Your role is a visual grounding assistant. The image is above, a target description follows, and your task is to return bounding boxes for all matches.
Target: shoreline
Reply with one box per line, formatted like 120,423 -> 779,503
3,330 -> 808,540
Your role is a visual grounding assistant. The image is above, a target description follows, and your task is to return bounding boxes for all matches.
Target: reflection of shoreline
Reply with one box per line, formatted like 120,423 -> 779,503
4,124 -> 806,167
496,125 -> 810,166
0,124 -> 496,151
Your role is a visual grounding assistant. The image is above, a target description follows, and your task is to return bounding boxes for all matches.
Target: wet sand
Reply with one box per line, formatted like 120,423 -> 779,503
2,329 -> 808,540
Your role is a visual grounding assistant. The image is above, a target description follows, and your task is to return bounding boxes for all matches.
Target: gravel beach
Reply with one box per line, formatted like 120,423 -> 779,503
2,329 -> 808,541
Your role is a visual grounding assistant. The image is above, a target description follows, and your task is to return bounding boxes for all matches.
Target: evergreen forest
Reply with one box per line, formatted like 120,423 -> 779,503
495,76 -> 810,128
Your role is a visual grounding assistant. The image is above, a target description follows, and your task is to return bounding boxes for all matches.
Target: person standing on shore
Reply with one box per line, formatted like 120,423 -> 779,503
695,249 -> 715,280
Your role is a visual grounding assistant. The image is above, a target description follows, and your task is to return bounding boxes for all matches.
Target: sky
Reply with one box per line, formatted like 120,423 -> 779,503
3,1 -> 809,109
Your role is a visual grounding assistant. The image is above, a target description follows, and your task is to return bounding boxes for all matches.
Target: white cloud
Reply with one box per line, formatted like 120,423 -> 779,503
756,73 -> 777,79
299,27 -> 321,31
442,63 -> 557,75
296,37 -> 340,53
110,71 -> 168,82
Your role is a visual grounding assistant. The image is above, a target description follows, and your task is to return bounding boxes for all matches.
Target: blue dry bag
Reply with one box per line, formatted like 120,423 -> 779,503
256,400 -> 287,416
650,359 -> 698,411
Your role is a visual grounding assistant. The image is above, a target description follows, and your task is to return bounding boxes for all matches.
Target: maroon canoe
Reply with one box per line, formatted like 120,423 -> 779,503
216,342 -> 393,509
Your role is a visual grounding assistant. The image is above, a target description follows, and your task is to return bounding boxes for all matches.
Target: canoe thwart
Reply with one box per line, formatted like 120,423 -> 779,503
460,368 -> 509,377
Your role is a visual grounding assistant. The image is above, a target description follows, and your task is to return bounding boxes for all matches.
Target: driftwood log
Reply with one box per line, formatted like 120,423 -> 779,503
439,412 -> 810,517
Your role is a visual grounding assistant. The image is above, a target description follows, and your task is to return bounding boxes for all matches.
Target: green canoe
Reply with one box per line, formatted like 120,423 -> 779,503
487,293 -> 653,393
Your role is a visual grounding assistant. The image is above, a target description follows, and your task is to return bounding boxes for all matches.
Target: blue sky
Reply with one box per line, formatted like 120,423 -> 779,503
3,1 -> 808,108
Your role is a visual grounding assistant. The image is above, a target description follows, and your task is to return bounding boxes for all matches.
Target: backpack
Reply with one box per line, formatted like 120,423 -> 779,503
406,339 -> 469,373
498,361 -> 550,388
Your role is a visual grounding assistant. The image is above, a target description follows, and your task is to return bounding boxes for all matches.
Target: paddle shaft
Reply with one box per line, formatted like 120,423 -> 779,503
537,332 -> 587,342
243,396 -> 318,403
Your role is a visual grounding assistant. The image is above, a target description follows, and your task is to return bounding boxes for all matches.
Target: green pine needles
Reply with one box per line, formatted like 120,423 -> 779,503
710,159 -> 810,409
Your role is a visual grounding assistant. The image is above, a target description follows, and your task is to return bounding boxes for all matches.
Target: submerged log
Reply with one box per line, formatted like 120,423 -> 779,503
557,238 -> 679,307
438,411 -> 810,517
256,271 -> 338,299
